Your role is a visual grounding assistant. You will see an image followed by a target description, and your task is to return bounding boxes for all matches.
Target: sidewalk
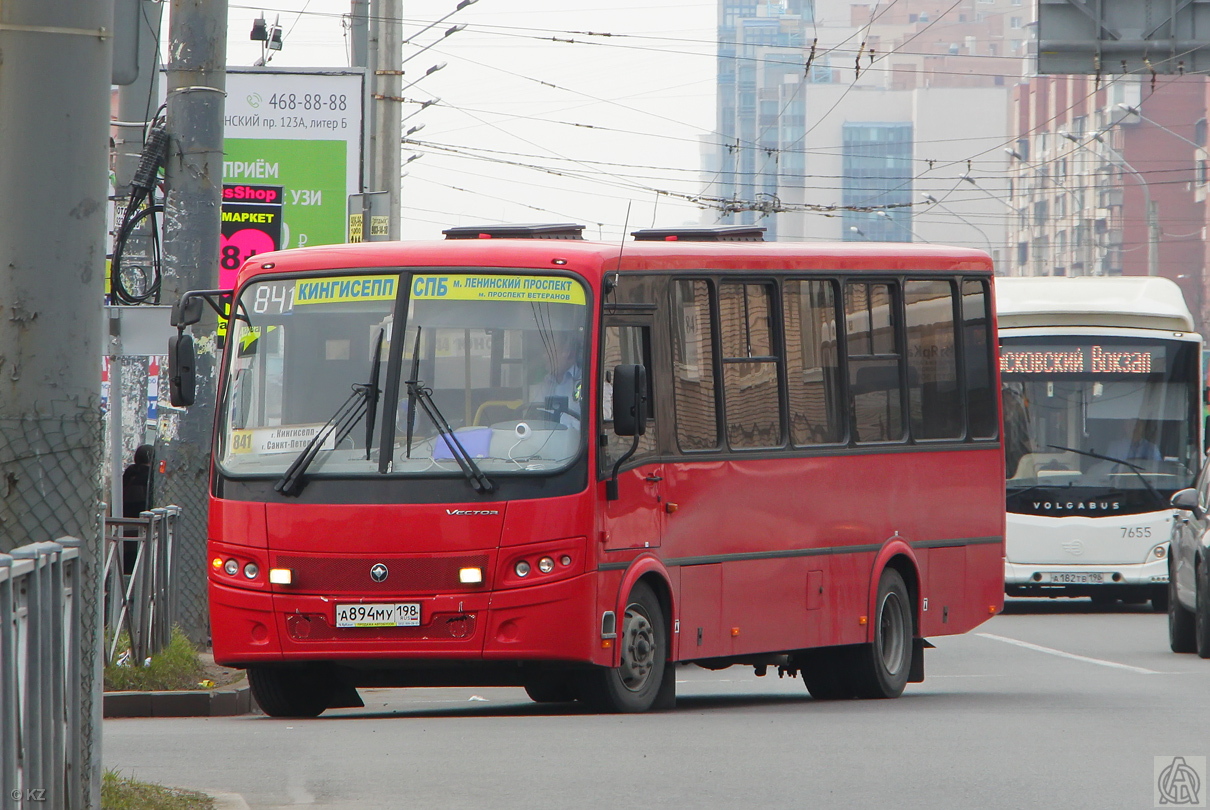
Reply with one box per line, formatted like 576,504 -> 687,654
104,651 -> 257,718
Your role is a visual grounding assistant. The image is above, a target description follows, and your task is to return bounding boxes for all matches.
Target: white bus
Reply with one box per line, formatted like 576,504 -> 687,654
998,277 -> 1203,610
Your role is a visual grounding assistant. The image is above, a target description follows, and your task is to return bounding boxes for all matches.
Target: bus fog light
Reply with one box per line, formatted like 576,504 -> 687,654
1153,544 -> 1167,558
515,560 -> 531,577
538,556 -> 555,574
223,559 -> 239,576
269,568 -> 293,585
559,555 -> 572,567
459,567 -> 483,584
243,562 -> 259,579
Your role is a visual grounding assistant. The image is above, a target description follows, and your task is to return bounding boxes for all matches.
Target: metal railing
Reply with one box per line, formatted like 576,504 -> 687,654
102,506 -> 181,664
0,539 -> 83,810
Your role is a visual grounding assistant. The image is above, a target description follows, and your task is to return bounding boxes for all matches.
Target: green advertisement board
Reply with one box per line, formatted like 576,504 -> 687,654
223,138 -> 347,250
222,69 -> 364,260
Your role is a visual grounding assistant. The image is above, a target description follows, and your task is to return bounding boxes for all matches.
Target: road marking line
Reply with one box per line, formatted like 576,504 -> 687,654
976,632 -> 1163,674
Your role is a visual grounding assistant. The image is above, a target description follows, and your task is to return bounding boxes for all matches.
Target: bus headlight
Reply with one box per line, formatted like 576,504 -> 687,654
1152,543 -> 1168,559
537,556 -> 555,574
243,562 -> 260,580
515,560 -> 531,577
223,559 -> 239,576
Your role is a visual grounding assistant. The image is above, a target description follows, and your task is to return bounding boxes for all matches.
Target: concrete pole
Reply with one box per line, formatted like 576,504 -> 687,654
0,2 -> 114,806
372,0 -> 403,238
351,0 -> 369,72
114,0 -> 165,190
159,0 -> 227,643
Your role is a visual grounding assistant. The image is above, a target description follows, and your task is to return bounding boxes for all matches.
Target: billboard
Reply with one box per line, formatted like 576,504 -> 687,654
222,68 -> 364,284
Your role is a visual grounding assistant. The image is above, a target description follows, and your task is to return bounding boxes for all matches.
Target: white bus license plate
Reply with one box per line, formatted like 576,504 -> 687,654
1047,572 -> 1105,584
335,603 -> 420,628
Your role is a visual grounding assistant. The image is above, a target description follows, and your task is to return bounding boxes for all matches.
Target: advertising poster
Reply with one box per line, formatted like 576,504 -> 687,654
223,68 -> 364,268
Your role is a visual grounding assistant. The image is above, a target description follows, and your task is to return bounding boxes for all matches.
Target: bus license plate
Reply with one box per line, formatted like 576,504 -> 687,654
335,603 -> 420,628
1047,572 -> 1105,584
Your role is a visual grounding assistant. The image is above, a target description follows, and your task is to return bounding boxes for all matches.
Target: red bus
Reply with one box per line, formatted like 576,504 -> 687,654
169,223 -> 1005,716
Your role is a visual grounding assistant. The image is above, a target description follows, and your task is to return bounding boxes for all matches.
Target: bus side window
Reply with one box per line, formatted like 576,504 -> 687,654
600,325 -> 656,473
845,281 -> 904,443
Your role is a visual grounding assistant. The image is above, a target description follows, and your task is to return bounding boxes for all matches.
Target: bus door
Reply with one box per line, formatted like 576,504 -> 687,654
600,320 -> 663,551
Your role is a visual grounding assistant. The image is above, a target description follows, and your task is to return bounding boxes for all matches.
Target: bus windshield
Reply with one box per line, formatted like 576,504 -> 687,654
217,271 -> 590,479
1001,335 -> 1200,513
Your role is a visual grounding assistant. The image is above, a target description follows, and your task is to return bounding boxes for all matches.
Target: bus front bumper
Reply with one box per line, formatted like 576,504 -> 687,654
1004,557 -> 1169,596
209,574 -> 600,668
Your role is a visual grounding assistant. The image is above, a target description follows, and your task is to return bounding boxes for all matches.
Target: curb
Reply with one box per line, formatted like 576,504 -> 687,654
103,684 -> 254,718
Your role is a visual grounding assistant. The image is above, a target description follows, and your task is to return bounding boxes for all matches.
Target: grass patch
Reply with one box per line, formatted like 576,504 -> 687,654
102,770 -> 214,810
104,628 -> 205,692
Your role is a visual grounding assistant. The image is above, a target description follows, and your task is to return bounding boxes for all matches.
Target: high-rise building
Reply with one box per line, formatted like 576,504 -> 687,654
706,0 -> 1022,261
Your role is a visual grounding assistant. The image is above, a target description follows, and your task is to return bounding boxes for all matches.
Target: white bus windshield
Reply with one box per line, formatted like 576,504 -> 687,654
1001,335 -> 1200,514
217,271 -> 590,479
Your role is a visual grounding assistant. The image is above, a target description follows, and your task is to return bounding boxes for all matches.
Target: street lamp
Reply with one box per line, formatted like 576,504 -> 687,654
875,209 -> 927,242
400,24 -> 468,69
921,193 -> 992,253
1005,147 -> 1092,274
1117,103 -> 1207,177
1061,130 -> 1159,277
399,62 -> 447,95
403,0 -> 479,45
849,225 -> 868,240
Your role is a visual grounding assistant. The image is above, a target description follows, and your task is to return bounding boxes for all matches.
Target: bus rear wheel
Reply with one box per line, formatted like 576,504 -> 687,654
851,568 -> 913,699
248,665 -> 335,718
799,647 -> 855,700
578,582 -> 672,713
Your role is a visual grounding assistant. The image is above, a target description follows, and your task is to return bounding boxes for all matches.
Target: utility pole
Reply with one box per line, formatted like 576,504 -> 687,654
0,1 -> 114,805
370,0 -> 403,238
159,0 -> 228,643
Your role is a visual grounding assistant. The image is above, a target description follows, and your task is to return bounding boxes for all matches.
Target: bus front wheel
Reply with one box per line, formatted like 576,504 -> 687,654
248,665 -> 335,718
578,582 -> 672,713
851,568 -> 913,699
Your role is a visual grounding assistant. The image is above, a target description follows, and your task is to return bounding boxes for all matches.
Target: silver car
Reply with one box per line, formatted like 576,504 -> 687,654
1168,468 -> 1210,656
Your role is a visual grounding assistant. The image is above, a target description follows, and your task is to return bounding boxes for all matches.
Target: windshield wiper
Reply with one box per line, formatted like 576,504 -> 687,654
1046,444 -> 1167,510
405,377 -> 495,494
274,330 -> 385,496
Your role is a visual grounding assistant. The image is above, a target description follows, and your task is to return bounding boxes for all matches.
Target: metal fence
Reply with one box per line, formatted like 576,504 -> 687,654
102,506 -> 181,664
0,539 -> 83,810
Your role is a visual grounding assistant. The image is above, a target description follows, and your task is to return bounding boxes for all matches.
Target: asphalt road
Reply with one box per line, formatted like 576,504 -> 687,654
103,599 -> 1210,810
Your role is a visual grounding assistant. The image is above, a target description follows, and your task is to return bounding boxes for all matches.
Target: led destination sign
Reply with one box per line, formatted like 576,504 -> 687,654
1000,344 -> 1160,376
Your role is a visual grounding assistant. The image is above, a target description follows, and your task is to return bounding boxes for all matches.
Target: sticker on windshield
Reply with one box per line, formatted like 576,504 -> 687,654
411,274 -> 585,305
230,425 -> 337,455
294,275 -> 398,306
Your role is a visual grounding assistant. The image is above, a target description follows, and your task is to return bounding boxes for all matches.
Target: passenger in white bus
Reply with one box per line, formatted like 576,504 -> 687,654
1106,421 -> 1162,462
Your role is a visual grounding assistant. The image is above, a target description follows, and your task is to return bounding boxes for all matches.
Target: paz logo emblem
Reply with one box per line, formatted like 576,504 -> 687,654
370,563 -> 389,583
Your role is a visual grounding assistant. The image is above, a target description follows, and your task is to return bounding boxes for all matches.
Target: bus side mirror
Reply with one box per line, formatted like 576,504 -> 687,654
1171,488 -> 1203,519
168,332 -> 196,407
612,364 -> 647,437
171,295 -> 205,327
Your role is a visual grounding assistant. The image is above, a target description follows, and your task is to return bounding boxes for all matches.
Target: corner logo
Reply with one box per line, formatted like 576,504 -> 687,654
370,563 -> 388,583
1155,756 -> 1206,807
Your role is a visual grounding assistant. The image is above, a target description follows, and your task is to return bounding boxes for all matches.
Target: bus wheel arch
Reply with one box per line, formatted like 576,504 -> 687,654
581,568 -> 675,712
853,560 -> 917,699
